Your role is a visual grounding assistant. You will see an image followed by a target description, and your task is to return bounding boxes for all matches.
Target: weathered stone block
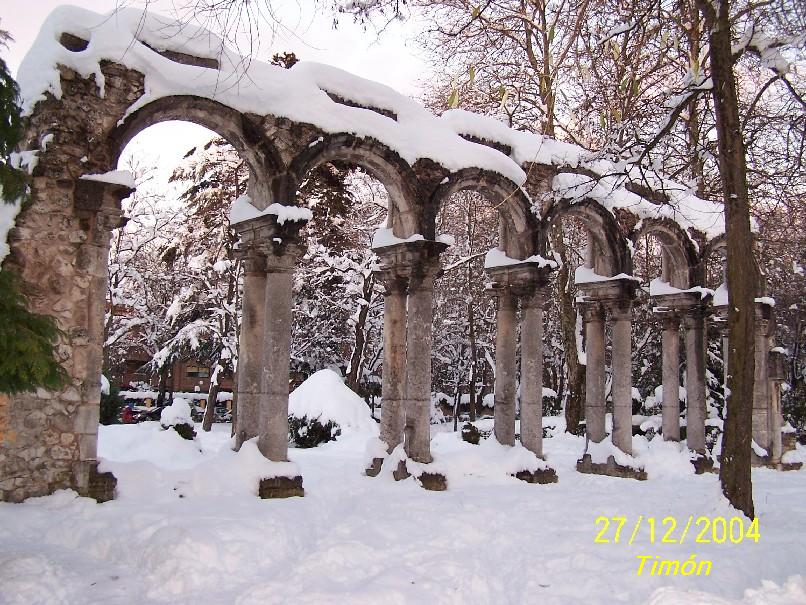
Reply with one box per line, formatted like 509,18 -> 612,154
258,475 -> 304,498
416,472 -> 447,491
513,468 -> 559,484
51,445 -> 75,460
23,411 -> 47,430
392,460 -> 410,481
576,454 -> 647,481
78,433 -> 97,459
365,457 -> 383,477
74,405 -> 99,434
77,464 -> 117,503
691,455 -> 715,475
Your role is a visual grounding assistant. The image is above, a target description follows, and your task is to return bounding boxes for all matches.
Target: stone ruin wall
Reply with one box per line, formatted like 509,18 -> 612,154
0,61 -> 143,502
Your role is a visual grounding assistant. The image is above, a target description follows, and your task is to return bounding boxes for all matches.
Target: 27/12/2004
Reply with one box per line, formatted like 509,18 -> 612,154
594,515 -> 760,545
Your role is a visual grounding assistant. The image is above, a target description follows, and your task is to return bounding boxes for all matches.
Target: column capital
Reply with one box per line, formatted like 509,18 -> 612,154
604,299 -> 633,320
373,239 -> 447,289
579,300 -> 605,323
74,177 -> 130,244
235,214 -> 306,273
521,284 -> 552,309
375,269 -> 409,295
659,313 -> 681,331
485,261 -> 553,300
680,306 -> 707,330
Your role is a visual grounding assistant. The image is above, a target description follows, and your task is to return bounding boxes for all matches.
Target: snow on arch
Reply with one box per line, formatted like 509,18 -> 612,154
6,4 -> 731,268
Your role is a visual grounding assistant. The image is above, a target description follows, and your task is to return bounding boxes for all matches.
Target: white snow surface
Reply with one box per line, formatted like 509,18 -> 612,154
0,417 -> 805,604
649,278 -> 715,300
229,194 -> 313,225
371,226 -> 424,249
574,265 -> 641,284
484,247 -> 559,269
714,283 -> 729,306
79,169 -> 135,188
288,369 -> 378,434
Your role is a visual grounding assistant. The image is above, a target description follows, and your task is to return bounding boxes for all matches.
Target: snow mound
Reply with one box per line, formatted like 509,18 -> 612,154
289,370 -> 377,434
160,398 -> 193,427
645,575 -> 806,605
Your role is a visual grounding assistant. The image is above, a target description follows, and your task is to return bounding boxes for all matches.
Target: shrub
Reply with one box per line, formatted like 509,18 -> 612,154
99,386 -> 125,425
160,398 -> 196,440
172,422 -> 197,440
461,422 -> 481,445
288,415 -> 341,448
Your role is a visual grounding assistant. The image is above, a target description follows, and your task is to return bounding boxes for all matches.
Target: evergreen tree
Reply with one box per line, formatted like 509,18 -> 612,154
0,25 -> 67,394
0,27 -> 25,201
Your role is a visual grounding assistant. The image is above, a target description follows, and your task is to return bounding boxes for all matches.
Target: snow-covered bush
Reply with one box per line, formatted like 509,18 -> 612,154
288,415 -> 341,448
160,398 -> 196,440
287,369 -> 376,448
461,423 -> 481,445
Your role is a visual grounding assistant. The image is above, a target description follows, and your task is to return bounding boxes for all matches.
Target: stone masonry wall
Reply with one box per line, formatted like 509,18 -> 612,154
0,61 -> 141,502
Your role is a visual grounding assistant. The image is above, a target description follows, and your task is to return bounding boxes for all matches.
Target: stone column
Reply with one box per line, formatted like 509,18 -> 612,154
404,270 -> 438,463
233,212 -> 307,466
583,303 -> 606,444
752,307 -> 771,455
768,348 -> 787,466
233,248 -> 267,450
610,303 -> 633,455
661,315 -> 681,441
258,251 -> 299,462
72,179 -> 129,501
520,288 -> 547,456
683,310 -> 707,454
493,288 -> 518,447
372,239 -> 447,476
379,276 -> 408,453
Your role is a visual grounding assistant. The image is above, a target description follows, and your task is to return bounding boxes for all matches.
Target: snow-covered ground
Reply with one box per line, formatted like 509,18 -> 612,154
1,419 -> 805,605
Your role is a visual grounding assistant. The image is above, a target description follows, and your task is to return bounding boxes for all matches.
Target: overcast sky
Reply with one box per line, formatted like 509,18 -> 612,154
2,0 -> 428,189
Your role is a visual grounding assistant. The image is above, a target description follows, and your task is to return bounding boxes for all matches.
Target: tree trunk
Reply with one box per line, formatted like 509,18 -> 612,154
346,272 -> 374,392
551,223 -> 586,433
452,345 -> 465,431
155,362 -> 170,408
202,362 -> 222,432
468,300 -> 478,422
698,0 -> 756,519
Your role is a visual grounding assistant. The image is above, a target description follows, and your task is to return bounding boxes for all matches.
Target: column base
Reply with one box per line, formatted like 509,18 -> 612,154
74,460 -> 117,503
576,454 -> 647,481
750,451 -> 771,467
512,468 -> 558,484
392,459 -> 410,481
417,471 -> 448,491
365,457 -> 384,477
392,460 -> 447,490
258,475 -> 304,498
691,454 -> 715,475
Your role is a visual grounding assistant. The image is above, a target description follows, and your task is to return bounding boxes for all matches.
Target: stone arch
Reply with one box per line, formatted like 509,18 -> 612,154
288,134 -> 421,238
702,235 -> 769,295
109,96 -> 285,207
631,218 -> 701,288
429,168 -> 537,259
541,198 -> 631,277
